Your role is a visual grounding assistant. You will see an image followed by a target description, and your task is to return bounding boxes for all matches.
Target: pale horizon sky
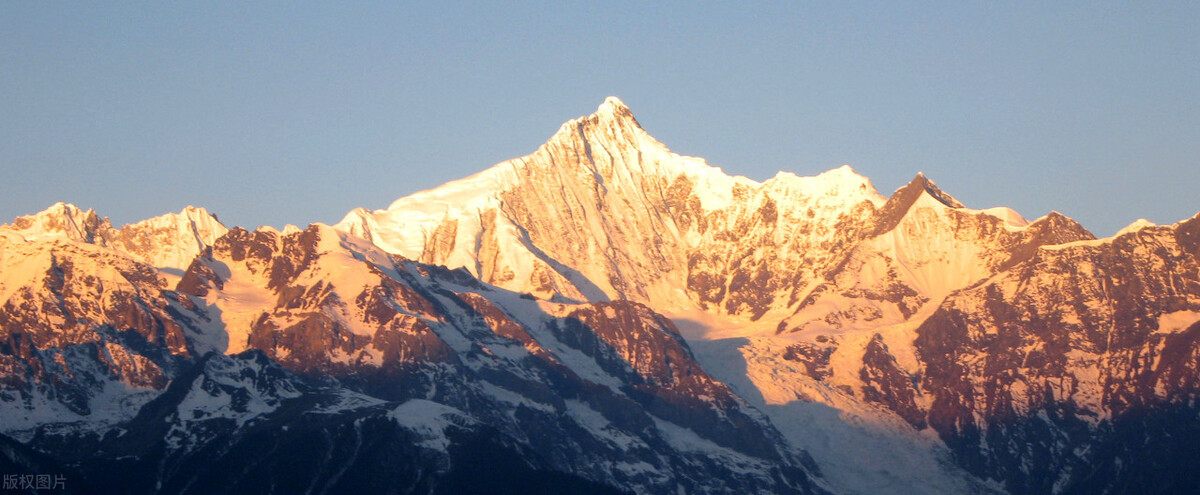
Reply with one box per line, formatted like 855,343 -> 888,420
3,2 -> 1198,236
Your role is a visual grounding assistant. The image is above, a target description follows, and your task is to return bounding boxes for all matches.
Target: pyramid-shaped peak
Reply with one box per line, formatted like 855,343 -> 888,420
37,202 -> 93,220
175,205 -> 224,225
591,96 -> 639,126
907,172 -> 964,209
601,96 -> 629,110
136,205 -> 225,229
867,173 -> 966,236
544,96 -> 653,152
821,164 -> 866,180
4,202 -> 112,243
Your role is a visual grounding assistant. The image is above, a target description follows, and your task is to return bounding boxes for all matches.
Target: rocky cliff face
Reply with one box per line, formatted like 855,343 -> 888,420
907,215 -> 1200,493
782,175 -> 1094,339
0,203 -> 228,436
0,232 -> 204,435
2,216 -> 826,494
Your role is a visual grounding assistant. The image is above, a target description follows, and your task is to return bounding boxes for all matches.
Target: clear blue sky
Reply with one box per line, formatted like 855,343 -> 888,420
3,2 -> 1197,236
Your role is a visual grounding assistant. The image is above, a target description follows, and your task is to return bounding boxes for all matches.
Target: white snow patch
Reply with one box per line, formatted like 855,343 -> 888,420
387,399 -> 473,451
1116,218 -> 1157,237
976,206 -> 1030,229
479,381 -> 556,413
564,399 -> 643,451
689,337 -> 1003,495
1041,238 -> 1110,251
1155,311 -> 1200,335
202,259 -> 274,354
650,416 -> 727,454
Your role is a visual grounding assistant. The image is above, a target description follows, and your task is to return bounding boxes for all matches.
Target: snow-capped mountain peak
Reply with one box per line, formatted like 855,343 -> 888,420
596,95 -> 634,119
334,98 -> 895,319
1,202 -> 111,244
1,203 -> 227,286
761,165 -> 884,206
541,95 -> 670,171
108,206 -> 229,275
600,95 -> 629,110
1116,217 -> 1157,236
908,172 -> 965,209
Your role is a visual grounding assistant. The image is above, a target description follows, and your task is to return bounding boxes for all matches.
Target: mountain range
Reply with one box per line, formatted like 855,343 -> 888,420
3,97 -> 1198,494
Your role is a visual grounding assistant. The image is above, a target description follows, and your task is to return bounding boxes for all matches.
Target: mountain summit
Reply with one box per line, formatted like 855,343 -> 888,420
336,98 -> 887,323
1,203 -> 227,278
597,95 -> 636,120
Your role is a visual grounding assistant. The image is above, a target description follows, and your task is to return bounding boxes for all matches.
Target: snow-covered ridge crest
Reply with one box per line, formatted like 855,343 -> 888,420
1,203 -> 228,276
883,172 -> 1034,230
342,97 -> 887,223
333,97 -> 889,319
1037,215 -> 1177,251
109,205 -> 229,274
761,165 -> 883,206
336,96 -> 764,249
538,96 -> 764,209
1,202 -> 110,243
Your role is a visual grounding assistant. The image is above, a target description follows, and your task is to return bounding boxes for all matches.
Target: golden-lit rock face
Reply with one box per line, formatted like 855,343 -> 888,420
336,98 -> 890,326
